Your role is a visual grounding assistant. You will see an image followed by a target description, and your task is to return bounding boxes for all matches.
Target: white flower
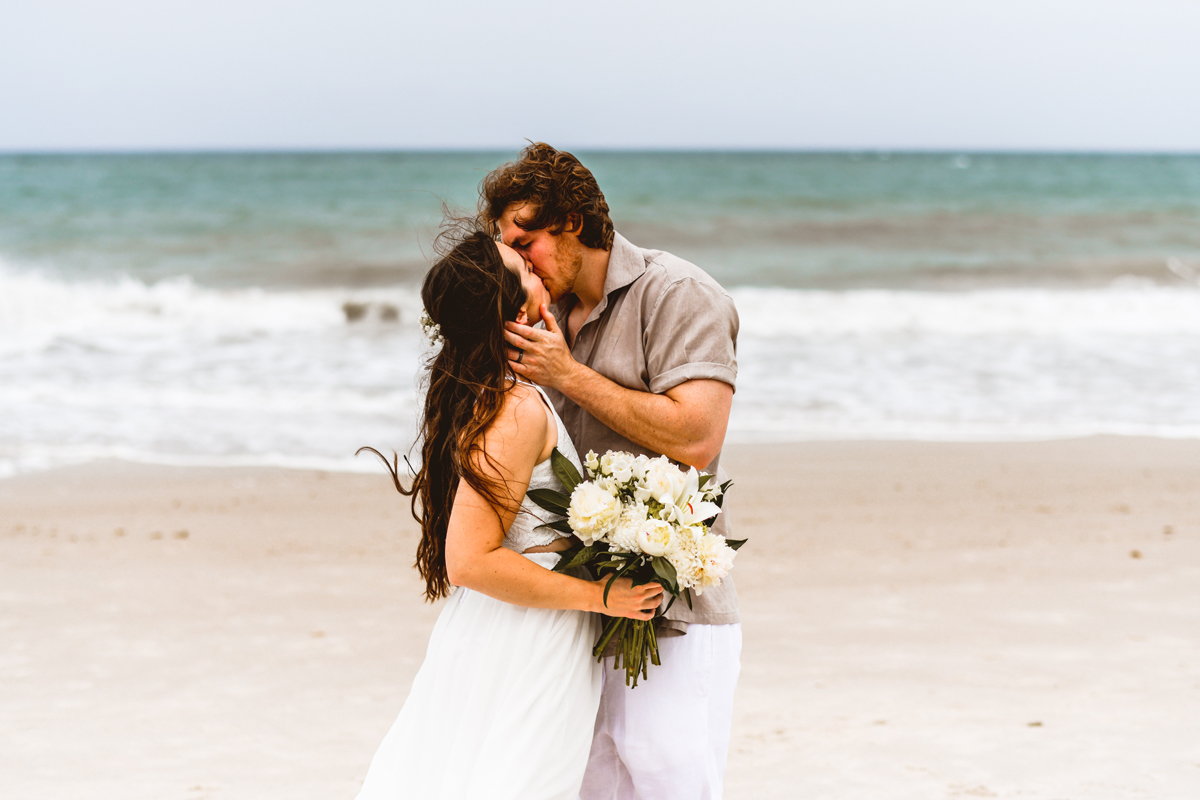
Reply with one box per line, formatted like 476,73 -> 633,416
635,518 -> 675,557
584,450 -> 600,477
609,501 -> 649,552
667,525 -> 725,591
691,533 -> 737,594
703,480 -> 723,502
567,482 -> 622,545
419,309 -> 443,346
661,521 -> 691,556
594,475 -> 620,496
600,450 -> 637,485
641,456 -> 686,506
672,492 -> 722,527
632,454 -> 651,481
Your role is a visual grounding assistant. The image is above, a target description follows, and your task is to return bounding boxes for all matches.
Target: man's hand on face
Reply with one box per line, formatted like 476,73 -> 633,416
505,305 -> 579,391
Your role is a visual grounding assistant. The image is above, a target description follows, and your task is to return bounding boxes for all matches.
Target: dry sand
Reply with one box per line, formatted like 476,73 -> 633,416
1,438 -> 1198,799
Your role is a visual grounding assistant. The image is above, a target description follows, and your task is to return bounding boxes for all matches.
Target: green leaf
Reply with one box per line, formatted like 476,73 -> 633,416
548,541 -> 583,571
612,558 -> 639,580
725,537 -> 748,551
697,472 -> 714,490
602,574 -> 619,607
526,487 -> 570,514
551,543 -> 600,573
650,556 -> 679,593
551,448 -> 584,494
534,519 -> 575,535
684,587 -> 693,610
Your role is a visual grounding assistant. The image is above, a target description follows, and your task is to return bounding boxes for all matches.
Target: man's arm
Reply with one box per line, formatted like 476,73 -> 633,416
505,306 -> 732,469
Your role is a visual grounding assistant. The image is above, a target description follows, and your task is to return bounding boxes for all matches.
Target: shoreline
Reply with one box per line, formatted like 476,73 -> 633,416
2,438 -> 1198,798
9,431 -> 1200,481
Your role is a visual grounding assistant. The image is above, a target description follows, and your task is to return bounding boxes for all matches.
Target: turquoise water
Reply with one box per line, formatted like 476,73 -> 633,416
2,151 -> 1200,474
3,151 -> 1199,289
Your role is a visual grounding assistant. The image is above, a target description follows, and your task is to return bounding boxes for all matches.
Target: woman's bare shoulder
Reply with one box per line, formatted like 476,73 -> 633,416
497,382 -> 550,437
476,382 -> 550,466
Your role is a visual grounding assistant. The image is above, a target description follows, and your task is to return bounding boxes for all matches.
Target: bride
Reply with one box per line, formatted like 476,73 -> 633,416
354,227 -> 663,800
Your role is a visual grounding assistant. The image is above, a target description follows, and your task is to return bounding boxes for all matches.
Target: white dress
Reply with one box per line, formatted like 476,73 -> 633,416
355,386 -> 601,800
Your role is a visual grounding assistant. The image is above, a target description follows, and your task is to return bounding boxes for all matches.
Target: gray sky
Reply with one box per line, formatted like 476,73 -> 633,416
2,0 -> 1198,152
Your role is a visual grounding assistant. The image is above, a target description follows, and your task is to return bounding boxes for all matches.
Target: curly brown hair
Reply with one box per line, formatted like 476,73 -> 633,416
479,142 -> 615,251
360,224 -> 529,602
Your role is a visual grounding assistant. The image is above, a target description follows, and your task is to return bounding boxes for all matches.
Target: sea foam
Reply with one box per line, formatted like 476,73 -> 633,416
3,266 -> 1200,475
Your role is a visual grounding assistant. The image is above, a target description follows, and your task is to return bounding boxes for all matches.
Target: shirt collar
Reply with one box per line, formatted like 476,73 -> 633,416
601,232 -> 647,297
551,231 -> 645,327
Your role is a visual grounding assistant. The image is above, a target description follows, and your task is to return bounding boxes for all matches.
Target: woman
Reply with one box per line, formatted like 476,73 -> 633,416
355,228 -> 663,800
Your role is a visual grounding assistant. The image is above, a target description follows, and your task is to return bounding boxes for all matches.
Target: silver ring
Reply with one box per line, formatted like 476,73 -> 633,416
516,351 -> 524,364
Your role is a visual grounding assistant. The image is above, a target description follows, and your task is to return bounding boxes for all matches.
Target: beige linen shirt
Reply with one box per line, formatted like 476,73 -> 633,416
543,232 -> 741,631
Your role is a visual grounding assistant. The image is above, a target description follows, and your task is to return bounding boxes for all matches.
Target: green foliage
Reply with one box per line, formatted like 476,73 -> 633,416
551,448 -> 583,494
526,488 -> 570,515
650,556 -> 679,593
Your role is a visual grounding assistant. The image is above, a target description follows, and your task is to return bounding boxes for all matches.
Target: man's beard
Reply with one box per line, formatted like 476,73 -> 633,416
549,235 -> 585,301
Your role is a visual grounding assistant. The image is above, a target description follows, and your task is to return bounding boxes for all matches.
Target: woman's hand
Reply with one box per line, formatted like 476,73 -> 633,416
595,577 -> 665,620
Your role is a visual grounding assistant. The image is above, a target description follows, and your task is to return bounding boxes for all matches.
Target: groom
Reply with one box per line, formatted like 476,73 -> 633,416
481,143 -> 741,800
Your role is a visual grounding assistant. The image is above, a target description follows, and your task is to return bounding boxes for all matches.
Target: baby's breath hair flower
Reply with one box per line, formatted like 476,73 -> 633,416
419,309 -> 444,346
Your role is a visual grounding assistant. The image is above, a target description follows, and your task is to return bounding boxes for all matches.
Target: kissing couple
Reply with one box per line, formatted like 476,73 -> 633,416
354,144 -> 742,800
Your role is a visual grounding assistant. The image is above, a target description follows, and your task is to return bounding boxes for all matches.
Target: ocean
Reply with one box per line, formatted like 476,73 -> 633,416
2,151 -> 1199,475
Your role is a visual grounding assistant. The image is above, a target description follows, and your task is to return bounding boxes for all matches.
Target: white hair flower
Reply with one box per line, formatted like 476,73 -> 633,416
419,309 -> 443,346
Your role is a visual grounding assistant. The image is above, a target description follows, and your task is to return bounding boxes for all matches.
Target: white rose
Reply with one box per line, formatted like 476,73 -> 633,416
636,518 -> 674,557
600,450 -> 637,486
567,482 -> 622,545
584,450 -> 600,478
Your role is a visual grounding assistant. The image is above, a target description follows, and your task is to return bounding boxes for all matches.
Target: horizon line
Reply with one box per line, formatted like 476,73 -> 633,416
3,145 -> 1200,157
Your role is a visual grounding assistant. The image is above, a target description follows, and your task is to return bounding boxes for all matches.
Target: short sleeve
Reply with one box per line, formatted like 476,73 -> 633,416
643,278 -> 739,395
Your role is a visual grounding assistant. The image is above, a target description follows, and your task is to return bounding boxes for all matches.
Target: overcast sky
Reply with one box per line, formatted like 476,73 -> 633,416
2,0 -> 1198,152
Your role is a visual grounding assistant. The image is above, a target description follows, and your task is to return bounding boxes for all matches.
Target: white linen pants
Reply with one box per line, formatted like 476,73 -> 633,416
578,623 -> 742,800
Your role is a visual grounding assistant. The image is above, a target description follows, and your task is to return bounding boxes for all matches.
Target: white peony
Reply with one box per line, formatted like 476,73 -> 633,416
664,524 -> 699,584
567,482 -> 622,545
691,533 -> 737,594
636,518 -> 675,557
600,450 -> 637,485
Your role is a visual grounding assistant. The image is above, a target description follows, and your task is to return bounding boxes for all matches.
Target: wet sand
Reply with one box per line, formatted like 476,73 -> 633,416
1,438 -> 1198,799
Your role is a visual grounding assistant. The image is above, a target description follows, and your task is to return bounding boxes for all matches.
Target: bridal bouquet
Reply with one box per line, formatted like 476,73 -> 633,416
528,449 -> 743,687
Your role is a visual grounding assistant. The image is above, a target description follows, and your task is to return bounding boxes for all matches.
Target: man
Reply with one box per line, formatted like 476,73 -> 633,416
480,142 -> 741,800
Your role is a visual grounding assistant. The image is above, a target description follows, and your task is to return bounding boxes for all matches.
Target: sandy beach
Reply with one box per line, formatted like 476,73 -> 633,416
2,437 -> 1198,799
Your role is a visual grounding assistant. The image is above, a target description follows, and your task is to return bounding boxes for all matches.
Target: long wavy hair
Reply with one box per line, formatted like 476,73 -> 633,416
362,226 -> 528,601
